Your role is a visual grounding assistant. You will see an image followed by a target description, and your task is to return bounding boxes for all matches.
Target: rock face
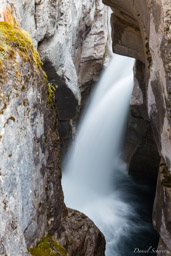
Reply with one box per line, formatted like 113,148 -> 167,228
0,3 -> 107,256
0,0 -> 110,155
123,60 -> 160,186
103,0 -> 171,253
153,158 -> 171,254
55,209 -> 105,256
0,12 -> 65,254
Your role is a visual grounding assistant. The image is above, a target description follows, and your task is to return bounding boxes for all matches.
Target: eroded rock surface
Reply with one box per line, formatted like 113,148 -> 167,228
55,209 -> 105,256
153,159 -> 171,254
0,3 -> 107,256
0,13 -> 65,255
0,0 -> 110,155
123,60 -> 160,185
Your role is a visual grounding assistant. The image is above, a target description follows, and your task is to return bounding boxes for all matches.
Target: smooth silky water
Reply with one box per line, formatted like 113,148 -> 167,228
62,54 -> 158,256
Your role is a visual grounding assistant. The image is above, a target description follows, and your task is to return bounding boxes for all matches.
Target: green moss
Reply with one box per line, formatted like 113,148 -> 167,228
48,82 -> 56,105
0,21 -> 43,74
29,236 -> 67,256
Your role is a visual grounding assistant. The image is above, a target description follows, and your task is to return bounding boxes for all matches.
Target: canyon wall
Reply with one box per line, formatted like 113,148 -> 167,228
103,0 -> 171,253
0,1 -> 108,255
0,0 -> 110,155
0,13 -> 64,254
1,0 -> 169,254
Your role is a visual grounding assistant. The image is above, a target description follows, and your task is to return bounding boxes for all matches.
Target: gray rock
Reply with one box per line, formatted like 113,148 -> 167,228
0,1 -> 109,255
0,17 -> 65,254
55,209 -> 106,256
1,1 -> 110,158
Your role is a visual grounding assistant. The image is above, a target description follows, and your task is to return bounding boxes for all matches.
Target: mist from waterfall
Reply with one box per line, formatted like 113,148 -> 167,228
62,54 -> 158,256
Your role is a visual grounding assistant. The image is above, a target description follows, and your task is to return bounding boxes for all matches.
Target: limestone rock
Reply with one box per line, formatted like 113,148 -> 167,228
0,2 -> 108,255
0,14 -> 65,254
153,160 -> 171,254
123,59 -> 160,185
157,238 -> 170,256
55,209 -> 106,256
110,12 -> 145,62
102,0 -> 171,167
128,121 -> 160,185
0,0 -> 110,155
36,0 -> 110,153
131,60 -> 148,120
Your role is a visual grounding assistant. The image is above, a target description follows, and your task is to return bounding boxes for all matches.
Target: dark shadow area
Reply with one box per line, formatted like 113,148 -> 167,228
129,124 -> 160,187
43,60 -> 79,157
113,168 -> 159,256
43,60 -> 78,120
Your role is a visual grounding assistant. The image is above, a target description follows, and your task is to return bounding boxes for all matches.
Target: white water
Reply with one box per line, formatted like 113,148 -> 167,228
62,55 -> 156,255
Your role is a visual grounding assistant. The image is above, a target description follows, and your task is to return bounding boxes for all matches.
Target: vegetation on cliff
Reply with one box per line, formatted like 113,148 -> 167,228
29,236 -> 67,256
0,7 -> 45,76
47,82 -> 56,105
0,22 -> 42,73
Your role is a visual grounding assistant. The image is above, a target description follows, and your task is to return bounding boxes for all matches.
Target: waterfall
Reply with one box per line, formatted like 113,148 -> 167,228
62,54 -> 158,255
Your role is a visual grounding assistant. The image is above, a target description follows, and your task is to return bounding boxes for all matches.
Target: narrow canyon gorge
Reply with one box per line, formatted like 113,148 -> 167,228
0,0 -> 170,255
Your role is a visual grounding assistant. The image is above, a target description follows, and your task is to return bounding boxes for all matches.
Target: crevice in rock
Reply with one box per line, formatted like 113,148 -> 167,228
42,60 -> 79,157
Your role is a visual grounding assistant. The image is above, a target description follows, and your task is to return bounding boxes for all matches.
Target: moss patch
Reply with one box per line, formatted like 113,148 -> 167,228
0,22 -> 43,73
48,82 -> 56,105
29,236 -> 67,256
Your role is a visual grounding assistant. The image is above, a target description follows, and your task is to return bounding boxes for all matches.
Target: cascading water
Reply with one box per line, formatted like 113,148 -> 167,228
62,54 -> 158,255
